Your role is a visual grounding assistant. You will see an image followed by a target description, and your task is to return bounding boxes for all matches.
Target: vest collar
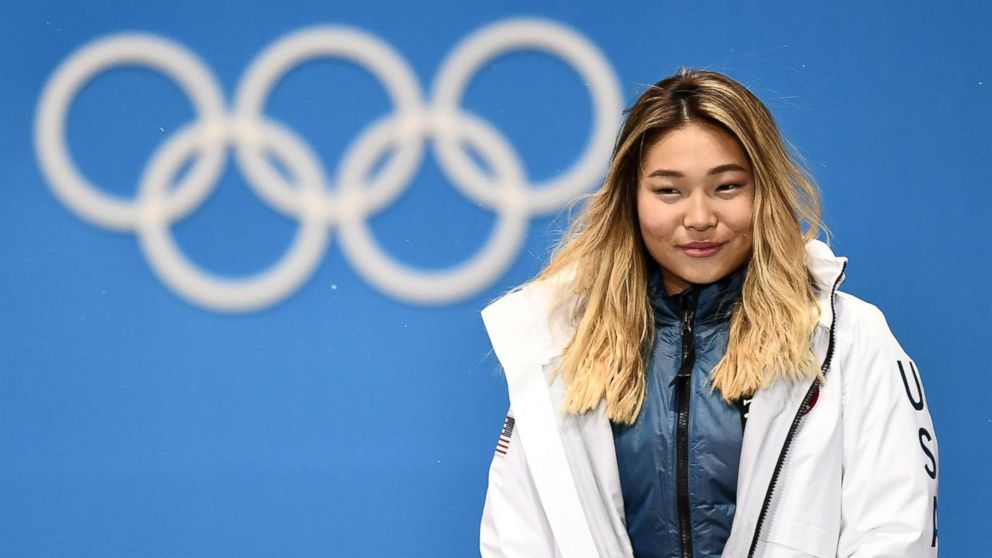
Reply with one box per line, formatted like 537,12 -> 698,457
649,263 -> 747,325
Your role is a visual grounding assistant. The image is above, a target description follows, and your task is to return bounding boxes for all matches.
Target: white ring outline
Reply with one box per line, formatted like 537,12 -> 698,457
136,120 -> 330,311
232,26 -> 426,223
337,111 -> 529,303
432,18 -> 623,213
35,34 -> 227,231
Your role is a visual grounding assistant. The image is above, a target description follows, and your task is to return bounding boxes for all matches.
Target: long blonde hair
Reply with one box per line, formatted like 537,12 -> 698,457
537,68 -> 824,425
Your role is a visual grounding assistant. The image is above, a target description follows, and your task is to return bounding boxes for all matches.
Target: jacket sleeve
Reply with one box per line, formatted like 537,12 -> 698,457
836,301 -> 939,557
480,410 -> 560,558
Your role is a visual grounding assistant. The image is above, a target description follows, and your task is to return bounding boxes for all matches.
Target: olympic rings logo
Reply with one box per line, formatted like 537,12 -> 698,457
35,19 -> 623,312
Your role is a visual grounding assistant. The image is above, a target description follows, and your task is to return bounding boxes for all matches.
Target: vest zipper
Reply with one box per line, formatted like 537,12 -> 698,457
745,262 -> 847,557
673,291 -> 697,558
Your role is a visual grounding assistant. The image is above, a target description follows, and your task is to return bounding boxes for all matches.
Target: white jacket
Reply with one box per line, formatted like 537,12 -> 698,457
479,240 -> 939,557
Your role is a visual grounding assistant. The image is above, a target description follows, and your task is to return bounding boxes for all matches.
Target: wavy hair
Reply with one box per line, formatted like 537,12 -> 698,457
537,68 -> 824,425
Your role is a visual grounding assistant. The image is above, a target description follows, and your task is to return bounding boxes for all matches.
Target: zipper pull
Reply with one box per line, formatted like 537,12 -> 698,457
670,341 -> 696,386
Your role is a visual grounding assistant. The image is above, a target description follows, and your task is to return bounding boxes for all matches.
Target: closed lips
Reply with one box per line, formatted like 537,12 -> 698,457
681,242 -> 724,257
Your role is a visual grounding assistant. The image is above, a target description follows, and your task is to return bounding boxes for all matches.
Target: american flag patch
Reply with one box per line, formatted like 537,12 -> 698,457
495,415 -> 515,457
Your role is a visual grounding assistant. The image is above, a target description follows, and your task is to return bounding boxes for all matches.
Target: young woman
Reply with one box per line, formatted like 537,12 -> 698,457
479,69 -> 938,557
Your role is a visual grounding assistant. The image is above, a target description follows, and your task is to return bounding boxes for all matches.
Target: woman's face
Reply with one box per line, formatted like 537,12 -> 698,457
637,123 -> 755,295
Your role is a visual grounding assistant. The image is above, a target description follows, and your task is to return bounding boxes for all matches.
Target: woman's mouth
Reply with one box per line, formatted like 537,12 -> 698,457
681,242 -> 723,258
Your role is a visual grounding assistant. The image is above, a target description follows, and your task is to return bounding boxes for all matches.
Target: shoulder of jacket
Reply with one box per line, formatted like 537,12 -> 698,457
483,267 -> 575,311
830,290 -> 911,390
832,290 -> 892,341
482,273 -> 578,369
481,279 -> 557,336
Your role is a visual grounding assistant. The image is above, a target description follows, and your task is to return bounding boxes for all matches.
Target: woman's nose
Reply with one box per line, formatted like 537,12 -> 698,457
683,193 -> 717,231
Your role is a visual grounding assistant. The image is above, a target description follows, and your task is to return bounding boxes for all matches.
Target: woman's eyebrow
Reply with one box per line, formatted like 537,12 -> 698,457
647,163 -> 750,178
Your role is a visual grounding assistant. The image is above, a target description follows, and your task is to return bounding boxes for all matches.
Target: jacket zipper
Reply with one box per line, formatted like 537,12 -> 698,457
673,291 -> 697,558
746,262 -> 847,557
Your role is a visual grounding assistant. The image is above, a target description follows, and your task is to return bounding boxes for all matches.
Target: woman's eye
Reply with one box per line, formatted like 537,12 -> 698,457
652,187 -> 679,196
717,183 -> 743,192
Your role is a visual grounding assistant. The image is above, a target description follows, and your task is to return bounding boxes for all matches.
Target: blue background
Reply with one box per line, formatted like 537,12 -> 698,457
2,1 -> 989,555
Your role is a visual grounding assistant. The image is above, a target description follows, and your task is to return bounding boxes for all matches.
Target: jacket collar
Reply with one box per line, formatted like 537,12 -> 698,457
805,239 -> 848,329
649,263 -> 747,325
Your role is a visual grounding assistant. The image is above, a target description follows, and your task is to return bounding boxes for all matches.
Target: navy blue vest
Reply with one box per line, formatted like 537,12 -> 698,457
612,267 -> 746,558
